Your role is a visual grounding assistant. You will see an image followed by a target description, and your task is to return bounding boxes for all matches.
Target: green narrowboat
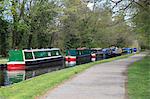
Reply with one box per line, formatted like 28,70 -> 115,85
7,48 -> 64,84
65,48 -> 91,66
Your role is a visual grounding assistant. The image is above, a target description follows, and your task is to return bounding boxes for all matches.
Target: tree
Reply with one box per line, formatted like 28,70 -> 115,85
0,0 -> 9,56
26,0 -> 58,48
1,0 -> 146,57
133,1 -> 150,49
110,0 -> 150,49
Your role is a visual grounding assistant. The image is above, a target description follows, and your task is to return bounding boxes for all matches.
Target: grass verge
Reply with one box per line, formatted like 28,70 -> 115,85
0,54 -> 134,99
128,55 -> 150,99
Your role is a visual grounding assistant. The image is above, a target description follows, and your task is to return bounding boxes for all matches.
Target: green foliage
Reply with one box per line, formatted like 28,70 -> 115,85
0,0 -> 146,56
133,4 -> 150,49
27,1 -> 58,48
0,19 -> 8,56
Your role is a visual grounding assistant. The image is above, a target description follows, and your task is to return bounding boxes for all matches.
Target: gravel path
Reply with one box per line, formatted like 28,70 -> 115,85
40,53 -> 146,99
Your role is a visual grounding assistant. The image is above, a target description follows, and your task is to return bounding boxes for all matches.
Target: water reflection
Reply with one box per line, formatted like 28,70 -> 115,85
0,64 -> 6,86
7,70 -> 25,84
25,67 -> 59,79
0,66 -> 62,86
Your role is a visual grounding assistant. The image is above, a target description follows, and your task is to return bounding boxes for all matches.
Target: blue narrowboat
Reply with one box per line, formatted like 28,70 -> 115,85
102,48 -> 112,59
122,48 -> 132,54
132,48 -> 137,53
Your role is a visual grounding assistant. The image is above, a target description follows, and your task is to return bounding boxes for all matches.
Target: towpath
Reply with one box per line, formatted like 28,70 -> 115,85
40,53 -> 146,99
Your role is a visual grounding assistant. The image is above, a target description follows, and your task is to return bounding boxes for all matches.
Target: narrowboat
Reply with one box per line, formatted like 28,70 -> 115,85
7,48 -> 64,84
110,47 -> 122,57
122,48 -> 132,54
102,48 -> 112,59
65,48 -> 91,66
132,48 -> 137,53
91,48 -> 104,62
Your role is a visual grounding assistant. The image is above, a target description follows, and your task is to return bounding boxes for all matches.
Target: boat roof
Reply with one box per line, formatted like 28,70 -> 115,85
91,48 -> 102,50
23,48 -> 60,52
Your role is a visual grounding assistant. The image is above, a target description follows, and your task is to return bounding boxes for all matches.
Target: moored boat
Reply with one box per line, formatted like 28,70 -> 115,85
91,48 -> 104,61
7,48 -> 64,84
65,48 -> 91,67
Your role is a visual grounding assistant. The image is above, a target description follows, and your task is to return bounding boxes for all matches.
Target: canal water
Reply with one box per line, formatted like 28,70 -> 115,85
0,64 -> 63,86
0,64 -> 7,86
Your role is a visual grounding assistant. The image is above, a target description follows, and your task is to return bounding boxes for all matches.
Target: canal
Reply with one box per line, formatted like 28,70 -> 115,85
0,64 -> 64,86
0,64 -> 7,86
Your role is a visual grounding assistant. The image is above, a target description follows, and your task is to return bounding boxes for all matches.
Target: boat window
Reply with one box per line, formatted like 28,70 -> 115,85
56,51 -> 59,55
25,52 -> 33,60
48,52 -> 51,56
77,50 -> 82,55
66,50 -> 77,56
91,50 -> 97,53
34,51 -> 48,58
51,50 -> 61,56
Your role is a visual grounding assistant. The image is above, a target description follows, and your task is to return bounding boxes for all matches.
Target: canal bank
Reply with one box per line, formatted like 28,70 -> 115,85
0,54 -> 137,99
40,53 -> 146,99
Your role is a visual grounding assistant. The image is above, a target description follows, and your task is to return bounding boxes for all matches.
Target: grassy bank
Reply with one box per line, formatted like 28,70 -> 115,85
128,55 -> 150,99
0,54 -> 134,99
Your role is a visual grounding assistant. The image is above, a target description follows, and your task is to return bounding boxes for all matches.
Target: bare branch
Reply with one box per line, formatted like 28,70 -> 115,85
110,0 -> 116,3
133,1 -> 144,8
111,0 -> 150,14
125,13 -> 139,20
111,0 -> 124,9
112,1 -> 133,14
122,1 -> 132,11
132,0 -> 150,12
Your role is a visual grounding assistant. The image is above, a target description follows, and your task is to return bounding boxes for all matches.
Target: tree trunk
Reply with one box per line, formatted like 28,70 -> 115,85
28,34 -> 33,48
